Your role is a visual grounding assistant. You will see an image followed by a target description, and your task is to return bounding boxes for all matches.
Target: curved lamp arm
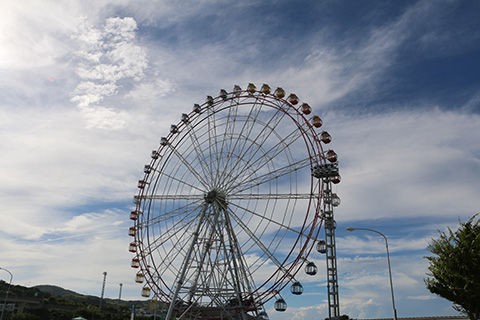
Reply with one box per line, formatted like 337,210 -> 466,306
346,227 -> 398,320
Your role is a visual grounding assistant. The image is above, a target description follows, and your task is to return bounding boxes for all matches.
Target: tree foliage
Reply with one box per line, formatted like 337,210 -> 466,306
425,213 -> 480,320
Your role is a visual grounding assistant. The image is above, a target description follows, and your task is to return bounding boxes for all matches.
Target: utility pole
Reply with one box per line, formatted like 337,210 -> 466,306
118,283 -> 123,300
100,271 -> 107,309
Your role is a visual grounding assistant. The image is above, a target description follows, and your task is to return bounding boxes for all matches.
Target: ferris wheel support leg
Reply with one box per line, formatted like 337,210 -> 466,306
223,207 -> 254,320
165,204 -> 209,320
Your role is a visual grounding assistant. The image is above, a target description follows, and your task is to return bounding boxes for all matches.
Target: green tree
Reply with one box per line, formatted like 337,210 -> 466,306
425,213 -> 480,320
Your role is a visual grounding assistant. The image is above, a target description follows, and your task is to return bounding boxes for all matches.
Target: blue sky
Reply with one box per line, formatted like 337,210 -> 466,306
0,1 -> 479,319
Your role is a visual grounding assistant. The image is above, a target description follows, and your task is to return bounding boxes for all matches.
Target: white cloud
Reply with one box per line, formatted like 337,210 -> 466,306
0,1 -> 81,69
0,105 -> 154,239
125,79 -> 176,107
339,235 -> 432,255
72,17 -> 147,84
331,109 -> 480,221
70,16 -> 150,129
71,81 -> 118,106
79,105 -> 129,130
1,208 -> 144,299
47,209 -> 124,236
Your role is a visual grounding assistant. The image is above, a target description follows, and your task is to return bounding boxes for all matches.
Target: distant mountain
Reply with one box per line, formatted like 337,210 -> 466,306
0,280 -> 154,320
34,284 -> 83,297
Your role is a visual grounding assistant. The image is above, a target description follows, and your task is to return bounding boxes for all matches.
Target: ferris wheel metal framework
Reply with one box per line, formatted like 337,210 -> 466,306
128,83 -> 341,320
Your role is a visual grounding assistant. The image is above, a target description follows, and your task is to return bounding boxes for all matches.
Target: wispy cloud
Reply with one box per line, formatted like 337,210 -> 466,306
331,108 -> 480,221
70,17 -> 149,129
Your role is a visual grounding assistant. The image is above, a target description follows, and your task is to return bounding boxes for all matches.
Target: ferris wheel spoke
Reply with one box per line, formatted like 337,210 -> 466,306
229,157 -> 311,194
146,210 -> 205,298
184,122 -> 214,185
227,200 -> 310,240
206,102 -> 220,187
217,99 -> 264,188
211,100 -> 244,189
215,136 -> 263,190
152,170 -> 205,194
144,244 -> 182,283
143,203 -> 203,253
229,193 -> 313,200
146,238 -> 183,277
142,206 -> 201,257
159,222 -> 195,267
249,103 -> 289,149
139,199 -> 202,230
229,99 -> 263,162
226,206 -> 288,272
223,106 -> 288,186
208,100 -> 239,189
216,100 -> 239,171
226,130 -> 307,194
215,101 -> 241,189
140,200 -> 202,228
228,195 -> 295,251
167,144 -> 210,188
139,194 -> 205,201
226,205 -> 294,278
225,109 -> 303,189
233,125 -> 306,189
220,103 -> 285,190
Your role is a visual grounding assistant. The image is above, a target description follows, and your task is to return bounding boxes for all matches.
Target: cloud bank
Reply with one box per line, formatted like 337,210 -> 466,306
0,1 -> 478,320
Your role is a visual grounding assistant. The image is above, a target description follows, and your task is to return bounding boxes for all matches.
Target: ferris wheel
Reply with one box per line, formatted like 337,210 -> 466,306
128,83 -> 341,320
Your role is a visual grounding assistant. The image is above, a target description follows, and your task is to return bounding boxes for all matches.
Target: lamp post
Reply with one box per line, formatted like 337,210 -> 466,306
346,227 -> 398,320
0,267 -> 13,320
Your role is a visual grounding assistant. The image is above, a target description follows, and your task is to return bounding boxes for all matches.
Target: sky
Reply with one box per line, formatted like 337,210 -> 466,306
1,0 -> 479,319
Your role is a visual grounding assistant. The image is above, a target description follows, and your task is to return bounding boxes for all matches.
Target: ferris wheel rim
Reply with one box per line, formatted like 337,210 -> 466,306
130,84 -> 335,308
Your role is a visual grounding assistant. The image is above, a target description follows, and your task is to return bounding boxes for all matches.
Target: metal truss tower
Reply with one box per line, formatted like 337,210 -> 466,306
323,184 -> 340,319
312,162 -> 341,319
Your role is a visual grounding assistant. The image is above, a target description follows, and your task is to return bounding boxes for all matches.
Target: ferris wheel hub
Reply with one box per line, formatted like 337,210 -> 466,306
204,189 -> 228,207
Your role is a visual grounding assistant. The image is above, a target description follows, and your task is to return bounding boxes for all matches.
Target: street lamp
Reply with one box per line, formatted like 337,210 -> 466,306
0,267 -> 13,320
346,227 -> 398,320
